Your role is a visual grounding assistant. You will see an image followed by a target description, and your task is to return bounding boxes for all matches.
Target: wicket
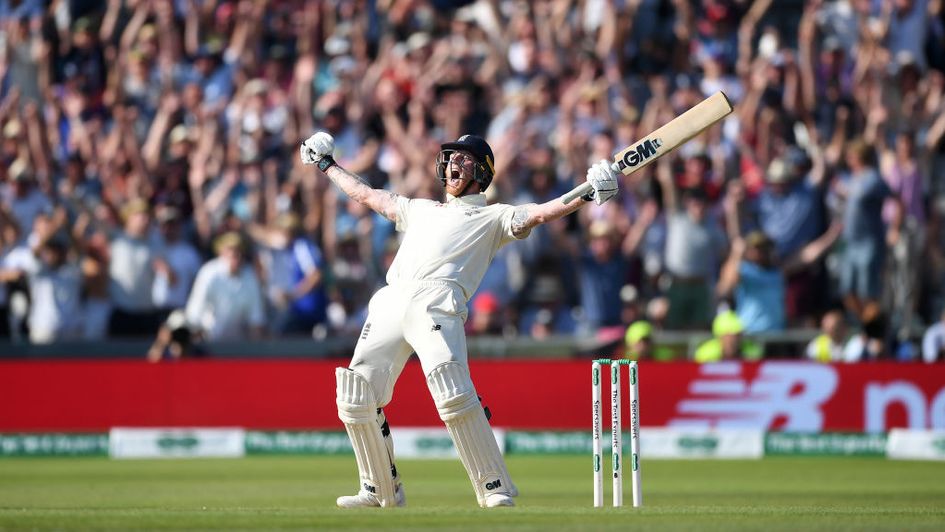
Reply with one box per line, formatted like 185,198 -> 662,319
592,359 -> 642,508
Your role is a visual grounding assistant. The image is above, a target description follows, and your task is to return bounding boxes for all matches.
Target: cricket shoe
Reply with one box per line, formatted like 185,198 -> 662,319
336,483 -> 406,508
482,493 -> 515,508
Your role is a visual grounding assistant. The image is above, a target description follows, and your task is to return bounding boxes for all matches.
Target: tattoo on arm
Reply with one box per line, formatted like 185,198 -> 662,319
325,165 -> 371,191
325,166 -> 400,222
511,207 -> 530,236
379,190 -> 399,222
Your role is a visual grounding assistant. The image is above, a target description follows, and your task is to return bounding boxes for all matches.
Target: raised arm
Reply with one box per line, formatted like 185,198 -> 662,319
300,132 -> 400,222
509,196 -> 588,237
716,237 -> 746,298
510,159 -> 619,237
782,221 -> 843,276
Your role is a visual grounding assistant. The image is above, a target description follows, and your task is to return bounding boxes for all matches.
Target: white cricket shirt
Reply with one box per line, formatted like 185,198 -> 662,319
386,193 -> 529,301
185,257 -> 266,340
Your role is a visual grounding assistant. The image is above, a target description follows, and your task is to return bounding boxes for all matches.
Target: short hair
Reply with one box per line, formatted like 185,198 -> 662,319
845,138 -> 875,166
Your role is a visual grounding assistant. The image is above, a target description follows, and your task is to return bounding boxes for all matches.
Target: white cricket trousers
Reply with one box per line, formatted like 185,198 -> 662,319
348,280 -> 469,406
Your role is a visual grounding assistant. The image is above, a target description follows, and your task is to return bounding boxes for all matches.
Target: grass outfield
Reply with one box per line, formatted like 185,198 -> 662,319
1,456 -> 944,530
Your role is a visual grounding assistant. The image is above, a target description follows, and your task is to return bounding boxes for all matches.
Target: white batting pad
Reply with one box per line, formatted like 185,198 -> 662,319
336,368 -> 397,507
426,362 -> 515,506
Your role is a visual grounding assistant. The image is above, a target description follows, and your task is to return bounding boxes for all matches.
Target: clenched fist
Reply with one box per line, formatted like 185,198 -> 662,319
300,132 -> 335,166
585,159 -> 619,205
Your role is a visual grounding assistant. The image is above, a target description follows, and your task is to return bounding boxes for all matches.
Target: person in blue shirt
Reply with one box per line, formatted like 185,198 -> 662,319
755,152 -> 828,325
718,226 -> 842,334
837,140 -> 902,318
718,231 -> 785,333
578,220 -> 628,331
280,213 -> 328,335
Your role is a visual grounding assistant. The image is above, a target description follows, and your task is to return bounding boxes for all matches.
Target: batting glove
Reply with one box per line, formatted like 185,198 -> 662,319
300,131 -> 335,166
585,159 -> 619,205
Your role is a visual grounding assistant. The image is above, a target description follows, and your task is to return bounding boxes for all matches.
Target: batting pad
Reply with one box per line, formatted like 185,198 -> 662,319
426,362 -> 514,506
336,368 -> 397,507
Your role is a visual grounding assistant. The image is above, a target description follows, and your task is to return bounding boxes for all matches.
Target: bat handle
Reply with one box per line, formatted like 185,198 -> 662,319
560,162 -> 620,205
561,182 -> 593,205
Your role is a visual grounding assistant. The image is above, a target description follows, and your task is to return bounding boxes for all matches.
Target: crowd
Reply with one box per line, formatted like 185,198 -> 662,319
1,0 -> 944,362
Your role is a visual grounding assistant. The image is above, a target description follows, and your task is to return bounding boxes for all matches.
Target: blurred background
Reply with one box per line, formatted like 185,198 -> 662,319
1,0 -> 944,365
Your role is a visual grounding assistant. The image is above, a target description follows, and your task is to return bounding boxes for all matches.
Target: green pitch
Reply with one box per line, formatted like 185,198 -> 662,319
1,455 -> 944,530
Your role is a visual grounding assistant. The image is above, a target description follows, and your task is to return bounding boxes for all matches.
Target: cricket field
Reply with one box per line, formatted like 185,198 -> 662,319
1,455 -> 943,530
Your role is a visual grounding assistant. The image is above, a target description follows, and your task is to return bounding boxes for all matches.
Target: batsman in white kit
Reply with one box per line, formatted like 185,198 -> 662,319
300,132 -> 618,508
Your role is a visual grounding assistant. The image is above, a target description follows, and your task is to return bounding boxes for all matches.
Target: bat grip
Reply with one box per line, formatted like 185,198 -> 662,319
561,162 -> 620,205
561,182 -> 593,205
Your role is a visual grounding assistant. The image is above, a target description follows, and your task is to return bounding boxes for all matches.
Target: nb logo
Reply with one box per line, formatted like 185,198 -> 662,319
363,483 -> 376,493
485,479 -> 502,490
669,361 -> 838,430
431,324 -> 442,332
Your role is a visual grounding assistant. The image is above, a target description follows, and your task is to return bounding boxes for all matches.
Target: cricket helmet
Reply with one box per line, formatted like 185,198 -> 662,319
436,134 -> 495,192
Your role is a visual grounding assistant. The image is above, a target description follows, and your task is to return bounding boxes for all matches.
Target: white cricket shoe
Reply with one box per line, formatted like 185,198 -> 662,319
482,493 -> 515,508
336,484 -> 406,508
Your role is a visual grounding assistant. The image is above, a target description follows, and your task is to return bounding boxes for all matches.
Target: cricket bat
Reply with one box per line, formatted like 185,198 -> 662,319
562,91 -> 733,204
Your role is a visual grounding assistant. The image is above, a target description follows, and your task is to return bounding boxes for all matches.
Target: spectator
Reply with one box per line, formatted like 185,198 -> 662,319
185,231 -> 265,341
752,154 -> 829,325
717,231 -> 786,333
327,231 -> 375,337
518,259 -> 577,337
922,308 -> 945,363
884,0 -> 930,71
151,206 -> 202,319
77,229 -> 111,340
108,198 -> 162,337
2,12 -> 44,105
717,225 -> 842,334
1,160 -> 52,244
694,311 -> 763,363
843,302 -> 889,362
468,291 -> 504,336
0,234 -> 82,344
877,129 -> 927,336
618,285 -> 645,330
0,206 -> 15,337
624,320 -> 654,361
147,310 -> 205,362
1,212 -> 63,337
278,213 -> 328,335
657,159 -> 727,330
645,296 -> 671,331
836,140 -> 901,319
806,309 -> 848,363
577,220 -> 627,332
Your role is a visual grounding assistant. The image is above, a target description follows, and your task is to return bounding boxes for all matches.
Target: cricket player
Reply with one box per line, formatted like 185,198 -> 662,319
300,132 -> 618,508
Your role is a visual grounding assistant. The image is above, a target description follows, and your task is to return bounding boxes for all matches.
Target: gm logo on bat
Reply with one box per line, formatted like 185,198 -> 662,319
617,138 -> 663,170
